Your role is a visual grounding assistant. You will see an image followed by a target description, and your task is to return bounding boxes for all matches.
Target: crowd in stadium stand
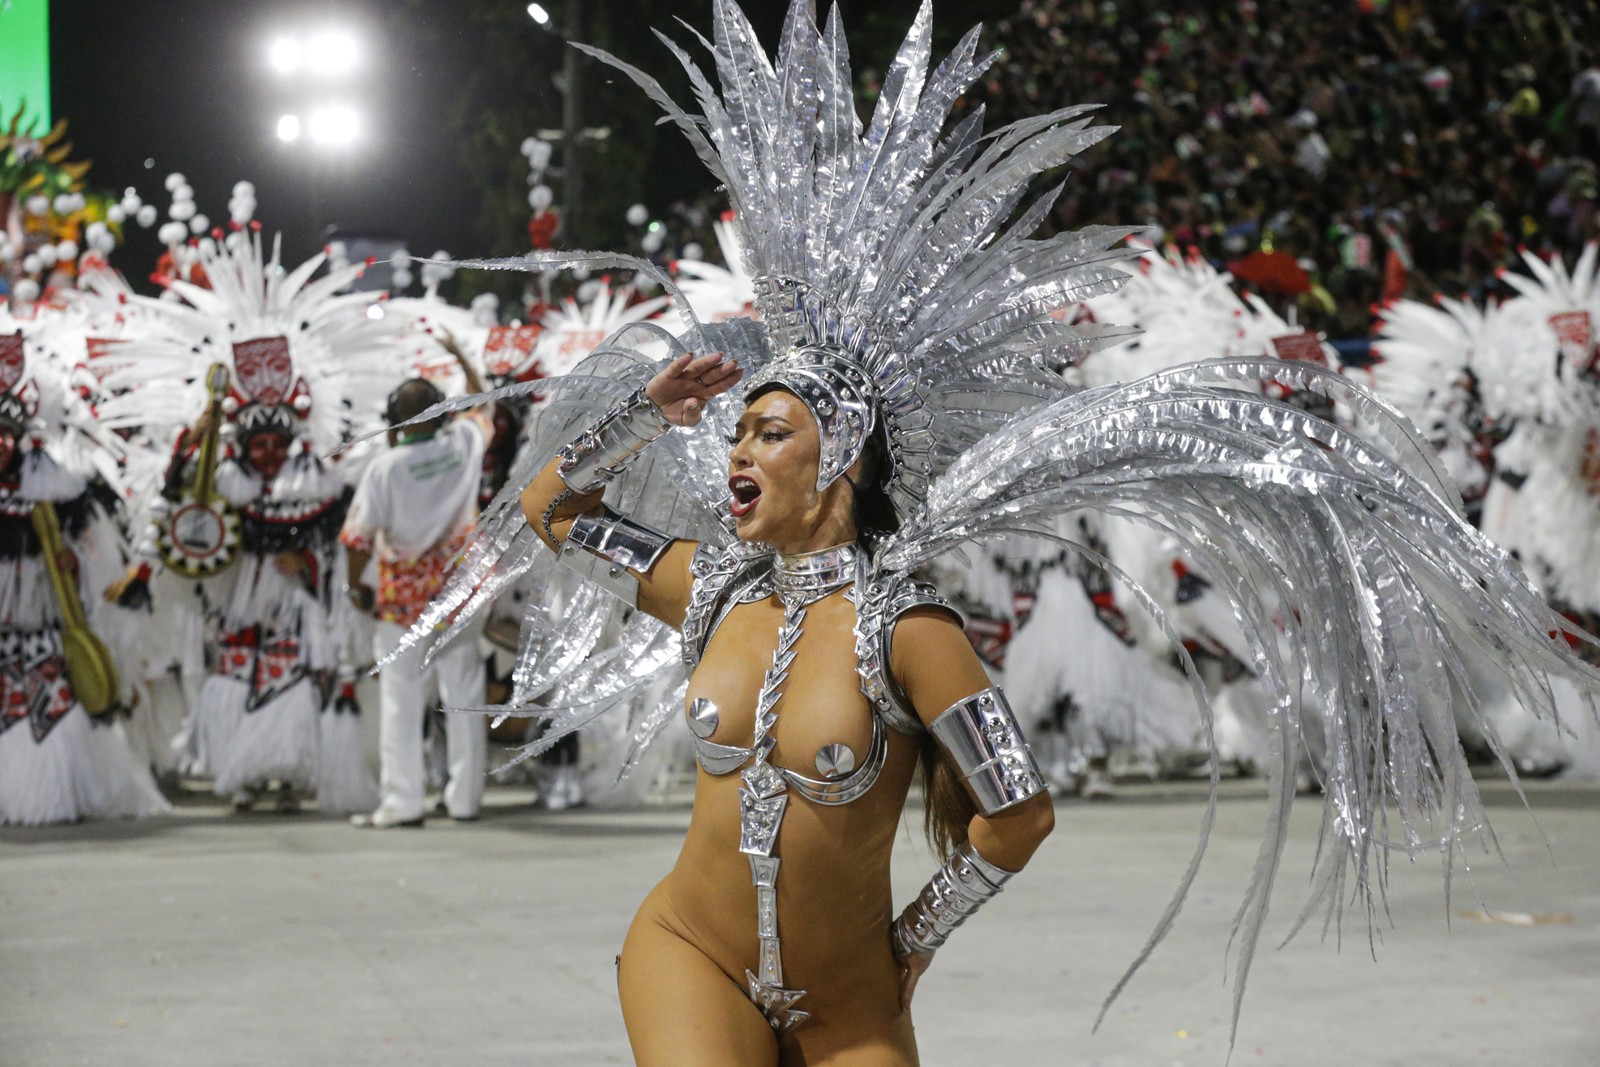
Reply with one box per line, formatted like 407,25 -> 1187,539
986,0 -> 1600,337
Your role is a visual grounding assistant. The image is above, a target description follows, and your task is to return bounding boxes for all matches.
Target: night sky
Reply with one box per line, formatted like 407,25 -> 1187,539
52,0 -> 522,277
49,0 -> 1019,289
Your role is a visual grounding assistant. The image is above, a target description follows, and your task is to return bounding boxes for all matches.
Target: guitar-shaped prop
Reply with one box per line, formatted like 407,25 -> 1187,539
30,501 -> 120,716
154,362 -> 241,578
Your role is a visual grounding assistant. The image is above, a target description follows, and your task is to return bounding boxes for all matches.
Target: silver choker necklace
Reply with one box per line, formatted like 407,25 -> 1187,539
772,542 -> 860,607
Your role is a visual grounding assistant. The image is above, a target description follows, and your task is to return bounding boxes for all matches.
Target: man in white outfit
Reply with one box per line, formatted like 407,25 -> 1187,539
341,351 -> 489,827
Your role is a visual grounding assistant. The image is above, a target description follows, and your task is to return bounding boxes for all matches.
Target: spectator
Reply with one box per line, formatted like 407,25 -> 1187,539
985,0 -> 1600,328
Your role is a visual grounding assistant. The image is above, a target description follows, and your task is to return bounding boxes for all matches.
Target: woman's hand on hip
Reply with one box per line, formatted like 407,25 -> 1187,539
898,949 -> 934,1012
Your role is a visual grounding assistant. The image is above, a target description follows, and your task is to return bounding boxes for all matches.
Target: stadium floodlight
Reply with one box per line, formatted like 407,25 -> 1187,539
276,114 -> 302,142
268,29 -> 360,78
305,31 -> 359,77
269,37 -> 299,74
307,105 -> 359,147
527,4 -> 551,26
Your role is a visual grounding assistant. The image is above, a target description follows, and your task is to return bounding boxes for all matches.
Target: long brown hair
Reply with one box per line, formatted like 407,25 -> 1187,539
919,737 -> 980,857
848,422 -> 977,857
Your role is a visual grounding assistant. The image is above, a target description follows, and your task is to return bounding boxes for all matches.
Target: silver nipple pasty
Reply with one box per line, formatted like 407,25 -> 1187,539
687,697 -> 720,739
814,743 -> 857,779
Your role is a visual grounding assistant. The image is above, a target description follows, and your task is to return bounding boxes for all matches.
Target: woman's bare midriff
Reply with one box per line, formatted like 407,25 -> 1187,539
647,586 -> 925,1036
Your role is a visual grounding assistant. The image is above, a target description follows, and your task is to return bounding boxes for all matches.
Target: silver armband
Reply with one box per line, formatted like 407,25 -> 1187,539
557,509 -> 677,606
556,384 -> 672,494
928,686 -> 1047,815
890,842 -> 1015,958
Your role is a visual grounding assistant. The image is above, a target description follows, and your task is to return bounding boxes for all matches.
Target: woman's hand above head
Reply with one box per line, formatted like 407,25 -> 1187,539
646,351 -> 742,427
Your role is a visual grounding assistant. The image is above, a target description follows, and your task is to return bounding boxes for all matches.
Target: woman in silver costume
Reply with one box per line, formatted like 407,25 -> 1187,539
523,351 -> 1055,1063
397,2 -> 1599,1062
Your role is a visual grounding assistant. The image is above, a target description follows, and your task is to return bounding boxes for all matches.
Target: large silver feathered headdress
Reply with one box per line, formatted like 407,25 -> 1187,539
584,0 -> 1137,512
389,3 -> 1600,1046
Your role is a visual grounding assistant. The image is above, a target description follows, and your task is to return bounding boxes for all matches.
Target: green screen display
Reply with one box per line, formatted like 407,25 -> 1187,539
0,0 -> 51,131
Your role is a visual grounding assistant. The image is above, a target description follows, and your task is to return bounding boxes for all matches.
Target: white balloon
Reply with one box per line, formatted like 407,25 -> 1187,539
56,240 -> 79,261
107,205 -> 127,224
0,242 -> 11,264
53,194 -> 76,215
158,221 -> 188,246
25,195 -> 50,216
13,279 -> 40,303
431,249 -> 450,261
121,194 -> 142,214
391,269 -> 413,290
528,140 -> 552,170
197,237 -> 218,255
87,221 -> 110,241
172,183 -> 194,202
92,230 -> 118,254
230,203 -> 255,225
392,249 -> 413,270
136,205 -> 159,228
165,172 -> 186,192
520,136 -> 539,157
576,279 -> 602,302
189,214 -> 210,234
36,245 -> 58,268
529,184 -> 554,211
21,254 -> 41,274
640,230 -> 664,254
232,180 -> 256,197
682,242 -> 704,260
626,203 -> 649,227
169,199 -> 196,222
571,266 -> 590,281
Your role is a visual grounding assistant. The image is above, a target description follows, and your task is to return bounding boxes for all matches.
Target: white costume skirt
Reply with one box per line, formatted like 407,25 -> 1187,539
0,707 -> 171,826
192,673 -> 321,797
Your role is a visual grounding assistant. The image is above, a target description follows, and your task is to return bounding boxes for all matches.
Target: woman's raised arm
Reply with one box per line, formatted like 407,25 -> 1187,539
520,351 -> 741,628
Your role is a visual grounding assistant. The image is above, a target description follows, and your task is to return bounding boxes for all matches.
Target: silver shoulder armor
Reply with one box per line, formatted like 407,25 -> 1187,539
557,508 -> 677,606
928,686 -> 1047,815
853,570 -> 961,736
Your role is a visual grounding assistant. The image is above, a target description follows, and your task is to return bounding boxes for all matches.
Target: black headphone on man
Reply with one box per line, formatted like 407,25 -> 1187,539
384,378 -> 445,428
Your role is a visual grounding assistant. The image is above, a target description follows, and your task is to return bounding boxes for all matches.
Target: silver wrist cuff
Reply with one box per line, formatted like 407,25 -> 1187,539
928,687 -> 1047,815
890,842 -> 1014,958
556,384 -> 672,494
557,508 -> 677,606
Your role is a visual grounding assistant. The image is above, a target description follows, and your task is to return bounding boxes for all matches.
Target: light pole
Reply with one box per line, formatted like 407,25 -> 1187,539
529,0 -> 608,245
561,0 -> 582,240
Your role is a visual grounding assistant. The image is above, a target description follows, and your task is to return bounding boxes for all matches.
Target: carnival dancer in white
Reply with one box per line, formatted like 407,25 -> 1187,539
0,320 -> 168,825
343,347 -> 490,828
83,226 -> 408,814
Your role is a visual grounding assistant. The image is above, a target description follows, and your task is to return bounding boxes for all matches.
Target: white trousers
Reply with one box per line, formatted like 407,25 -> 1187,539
373,620 -> 487,819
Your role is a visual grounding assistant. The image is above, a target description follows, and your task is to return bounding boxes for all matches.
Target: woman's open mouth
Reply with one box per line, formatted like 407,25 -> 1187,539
729,475 -> 762,518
